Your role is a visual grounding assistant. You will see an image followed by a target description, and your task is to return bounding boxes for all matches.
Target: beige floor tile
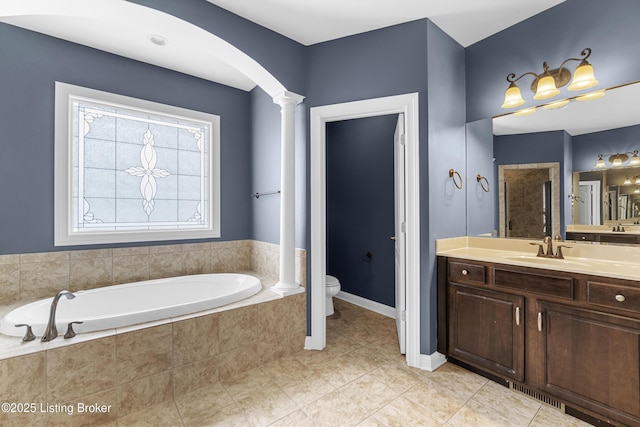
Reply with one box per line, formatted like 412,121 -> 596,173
372,396 -> 441,427
302,389 -> 370,426
338,374 -> 399,413
116,401 -> 183,426
174,382 -> 234,425
529,405 -> 593,427
279,372 -> 336,406
268,408 -> 315,427
468,380 -> 541,425
184,401 -> 249,427
234,386 -> 299,427
368,362 -> 422,394
448,398 -> 527,427
357,415 -> 388,427
401,380 -> 470,423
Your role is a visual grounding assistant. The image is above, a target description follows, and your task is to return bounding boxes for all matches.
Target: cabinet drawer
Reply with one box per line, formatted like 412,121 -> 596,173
494,268 -> 574,299
587,281 -> 640,313
566,232 -> 596,242
449,261 -> 486,284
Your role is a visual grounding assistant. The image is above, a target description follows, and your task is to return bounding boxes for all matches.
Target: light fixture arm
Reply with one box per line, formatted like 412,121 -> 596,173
557,48 -> 592,76
506,71 -> 539,84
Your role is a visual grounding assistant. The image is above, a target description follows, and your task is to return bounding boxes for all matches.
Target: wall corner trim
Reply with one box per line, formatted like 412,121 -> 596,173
419,352 -> 447,372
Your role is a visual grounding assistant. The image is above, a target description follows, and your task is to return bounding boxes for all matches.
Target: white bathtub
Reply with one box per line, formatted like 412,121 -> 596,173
0,273 -> 262,337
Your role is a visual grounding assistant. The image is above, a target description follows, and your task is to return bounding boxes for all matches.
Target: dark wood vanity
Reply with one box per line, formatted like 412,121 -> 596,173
438,256 -> 640,427
566,231 -> 640,244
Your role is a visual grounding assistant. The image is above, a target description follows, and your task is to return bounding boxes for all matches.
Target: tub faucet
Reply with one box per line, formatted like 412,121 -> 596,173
41,290 -> 75,342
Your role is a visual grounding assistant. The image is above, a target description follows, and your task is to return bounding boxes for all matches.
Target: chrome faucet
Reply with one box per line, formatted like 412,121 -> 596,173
41,290 -> 75,342
530,236 -> 572,259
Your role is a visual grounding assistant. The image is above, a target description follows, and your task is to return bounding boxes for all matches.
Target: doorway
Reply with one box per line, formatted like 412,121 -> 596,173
325,114 -> 405,353
309,93 -> 420,369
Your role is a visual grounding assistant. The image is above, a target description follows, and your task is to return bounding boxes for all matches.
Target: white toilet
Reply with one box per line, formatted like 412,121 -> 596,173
325,275 -> 341,316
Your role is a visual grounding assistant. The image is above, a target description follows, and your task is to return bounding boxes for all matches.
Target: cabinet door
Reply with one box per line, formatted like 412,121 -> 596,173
449,284 -> 525,381
537,301 -> 640,426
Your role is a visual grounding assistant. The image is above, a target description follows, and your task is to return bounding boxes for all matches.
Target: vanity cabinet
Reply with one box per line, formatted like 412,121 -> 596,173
448,283 -> 524,381
566,231 -> 640,244
438,256 -> 640,427
537,301 -> 640,425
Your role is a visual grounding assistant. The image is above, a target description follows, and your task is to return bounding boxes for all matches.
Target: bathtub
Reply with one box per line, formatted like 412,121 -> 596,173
0,273 -> 262,337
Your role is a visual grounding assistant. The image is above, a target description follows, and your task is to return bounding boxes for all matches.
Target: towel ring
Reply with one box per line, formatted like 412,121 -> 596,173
449,169 -> 463,190
476,175 -> 490,193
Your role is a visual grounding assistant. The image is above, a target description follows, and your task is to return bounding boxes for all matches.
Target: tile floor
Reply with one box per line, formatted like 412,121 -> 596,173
116,299 -> 592,427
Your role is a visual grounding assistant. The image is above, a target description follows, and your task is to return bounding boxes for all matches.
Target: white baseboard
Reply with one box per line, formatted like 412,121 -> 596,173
419,351 -> 447,371
335,291 -> 395,318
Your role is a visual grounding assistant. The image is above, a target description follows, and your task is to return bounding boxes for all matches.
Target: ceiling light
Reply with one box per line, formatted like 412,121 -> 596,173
501,48 -> 598,109
636,176 -> 640,185
624,176 -> 633,185
149,35 -> 167,46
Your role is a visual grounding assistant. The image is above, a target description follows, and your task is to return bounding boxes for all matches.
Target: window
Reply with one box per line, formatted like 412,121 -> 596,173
54,82 -> 220,246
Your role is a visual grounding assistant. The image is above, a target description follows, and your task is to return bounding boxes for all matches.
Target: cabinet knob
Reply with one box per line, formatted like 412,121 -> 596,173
615,294 -> 626,302
461,269 -> 468,276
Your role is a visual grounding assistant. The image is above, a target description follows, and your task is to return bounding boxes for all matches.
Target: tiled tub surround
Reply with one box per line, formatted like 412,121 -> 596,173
0,240 -> 306,425
0,240 -> 306,306
0,275 -> 306,426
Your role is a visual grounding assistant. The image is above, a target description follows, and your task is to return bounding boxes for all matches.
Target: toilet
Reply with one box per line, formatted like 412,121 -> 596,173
325,275 -> 341,316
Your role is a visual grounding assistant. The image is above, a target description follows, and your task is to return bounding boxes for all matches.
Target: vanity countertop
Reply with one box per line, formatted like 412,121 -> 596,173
437,236 -> 640,281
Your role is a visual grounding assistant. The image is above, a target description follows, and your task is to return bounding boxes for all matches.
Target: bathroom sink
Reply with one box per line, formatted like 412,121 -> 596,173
501,254 -> 592,268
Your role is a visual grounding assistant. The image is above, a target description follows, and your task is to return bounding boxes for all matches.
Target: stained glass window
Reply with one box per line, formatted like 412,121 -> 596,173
55,82 -> 220,245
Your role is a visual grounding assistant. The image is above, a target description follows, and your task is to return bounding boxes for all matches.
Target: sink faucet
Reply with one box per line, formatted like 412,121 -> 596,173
41,290 -> 75,342
530,237 -> 572,259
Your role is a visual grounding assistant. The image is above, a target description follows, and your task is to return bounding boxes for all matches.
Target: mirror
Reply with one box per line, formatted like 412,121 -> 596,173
491,82 -> 640,238
573,166 -> 640,224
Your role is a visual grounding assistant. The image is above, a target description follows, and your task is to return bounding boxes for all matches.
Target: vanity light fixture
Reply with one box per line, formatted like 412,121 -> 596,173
501,48 -> 598,109
595,150 -> 640,168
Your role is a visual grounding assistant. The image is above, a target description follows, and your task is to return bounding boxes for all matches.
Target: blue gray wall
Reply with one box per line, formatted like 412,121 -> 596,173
425,20 -> 467,354
326,115 -> 397,307
466,0 -> 640,122
466,119 -> 495,236
0,24 -> 253,254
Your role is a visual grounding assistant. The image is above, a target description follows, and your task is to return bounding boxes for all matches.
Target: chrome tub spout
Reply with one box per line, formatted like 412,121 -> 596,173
41,290 -> 75,342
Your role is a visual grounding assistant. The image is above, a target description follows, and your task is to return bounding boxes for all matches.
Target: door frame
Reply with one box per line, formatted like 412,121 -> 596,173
307,93 -> 420,369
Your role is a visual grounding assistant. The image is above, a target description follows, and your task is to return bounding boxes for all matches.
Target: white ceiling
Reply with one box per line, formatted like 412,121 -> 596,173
206,0 -> 564,47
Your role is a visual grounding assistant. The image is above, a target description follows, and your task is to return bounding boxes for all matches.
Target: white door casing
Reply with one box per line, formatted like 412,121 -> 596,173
308,93 -> 420,368
394,113 -> 406,354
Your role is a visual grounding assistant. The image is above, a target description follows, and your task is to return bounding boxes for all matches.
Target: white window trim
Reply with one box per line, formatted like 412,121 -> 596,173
54,82 -> 220,246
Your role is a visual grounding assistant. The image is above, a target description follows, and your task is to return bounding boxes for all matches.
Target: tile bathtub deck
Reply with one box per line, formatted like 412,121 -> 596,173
116,299 -> 591,427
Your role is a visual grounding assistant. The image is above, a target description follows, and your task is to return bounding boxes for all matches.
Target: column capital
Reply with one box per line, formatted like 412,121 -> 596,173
273,91 -> 305,107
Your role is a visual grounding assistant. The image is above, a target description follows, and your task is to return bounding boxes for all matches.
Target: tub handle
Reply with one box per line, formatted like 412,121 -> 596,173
64,321 -> 84,339
15,324 -> 35,342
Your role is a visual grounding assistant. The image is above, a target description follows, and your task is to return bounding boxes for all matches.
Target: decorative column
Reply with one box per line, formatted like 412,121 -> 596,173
271,91 -> 305,296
